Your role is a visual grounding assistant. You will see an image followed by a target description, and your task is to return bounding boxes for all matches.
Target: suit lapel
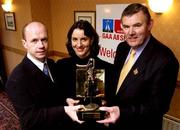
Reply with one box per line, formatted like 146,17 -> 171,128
24,56 -> 55,84
47,59 -> 56,83
118,37 -> 155,93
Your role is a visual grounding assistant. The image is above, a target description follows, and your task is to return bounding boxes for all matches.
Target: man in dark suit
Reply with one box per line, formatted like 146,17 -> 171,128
5,21 -> 83,130
97,3 -> 179,130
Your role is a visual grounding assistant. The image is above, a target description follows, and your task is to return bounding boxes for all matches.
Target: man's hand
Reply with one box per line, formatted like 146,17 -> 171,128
66,98 -> 79,106
64,105 -> 84,124
96,106 -> 120,124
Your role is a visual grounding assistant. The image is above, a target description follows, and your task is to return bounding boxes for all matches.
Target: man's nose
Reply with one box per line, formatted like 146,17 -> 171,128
129,27 -> 135,35
38,40 -> 44,47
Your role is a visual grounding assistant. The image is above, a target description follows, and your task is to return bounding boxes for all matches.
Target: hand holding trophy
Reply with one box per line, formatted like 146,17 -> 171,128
76,58 -> 106,121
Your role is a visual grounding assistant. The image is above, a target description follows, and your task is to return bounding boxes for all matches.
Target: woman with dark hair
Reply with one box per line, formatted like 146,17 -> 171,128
56,20 -> 114,129
66,20 -> 100,58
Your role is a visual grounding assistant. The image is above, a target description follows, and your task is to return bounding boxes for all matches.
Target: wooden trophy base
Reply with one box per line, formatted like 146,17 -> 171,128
77,103 -> 106,121
77,110 -> 106,121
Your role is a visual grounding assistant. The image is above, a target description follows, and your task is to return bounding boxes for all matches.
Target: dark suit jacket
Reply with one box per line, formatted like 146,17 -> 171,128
109,35 -> 179,130
5,56 -> 68,130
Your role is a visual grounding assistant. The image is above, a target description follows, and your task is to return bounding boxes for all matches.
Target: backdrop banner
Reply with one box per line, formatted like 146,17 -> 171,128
96,4 -> 129,64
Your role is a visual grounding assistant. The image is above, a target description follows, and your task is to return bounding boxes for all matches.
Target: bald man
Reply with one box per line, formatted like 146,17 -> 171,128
5,21 -> 82,130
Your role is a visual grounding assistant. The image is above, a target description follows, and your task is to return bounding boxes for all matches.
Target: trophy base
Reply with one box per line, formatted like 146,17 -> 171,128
77,109 -> 106,121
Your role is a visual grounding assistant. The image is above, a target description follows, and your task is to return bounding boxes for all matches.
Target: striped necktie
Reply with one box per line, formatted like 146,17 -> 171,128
43,63 -> 49,77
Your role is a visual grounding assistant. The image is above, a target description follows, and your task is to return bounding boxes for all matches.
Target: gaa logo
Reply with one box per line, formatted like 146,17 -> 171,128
102,19 -> 123,34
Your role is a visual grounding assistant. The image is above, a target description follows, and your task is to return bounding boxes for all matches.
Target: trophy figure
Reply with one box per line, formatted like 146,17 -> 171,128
76,58 -> 106,120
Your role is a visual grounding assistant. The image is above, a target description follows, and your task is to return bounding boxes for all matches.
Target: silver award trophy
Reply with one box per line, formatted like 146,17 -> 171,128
76,58 -> 106,120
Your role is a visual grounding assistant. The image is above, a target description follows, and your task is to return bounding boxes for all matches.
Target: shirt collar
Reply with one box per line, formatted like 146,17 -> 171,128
127,35 -> 150,63
135,35 -> 150,54
27,53 -> 46,71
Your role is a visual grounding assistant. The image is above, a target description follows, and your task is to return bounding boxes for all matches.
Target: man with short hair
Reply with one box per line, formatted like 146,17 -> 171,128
5,21 -> 82,130
97,3 -> 179,130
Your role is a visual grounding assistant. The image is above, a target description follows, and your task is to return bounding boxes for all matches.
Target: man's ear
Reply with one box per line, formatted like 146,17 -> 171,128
148,19 -> 154,31
22,39 -> 27,49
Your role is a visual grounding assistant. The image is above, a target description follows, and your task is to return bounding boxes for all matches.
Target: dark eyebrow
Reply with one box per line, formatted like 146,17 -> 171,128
30,38 -> 38,42
133,22 -> 142,27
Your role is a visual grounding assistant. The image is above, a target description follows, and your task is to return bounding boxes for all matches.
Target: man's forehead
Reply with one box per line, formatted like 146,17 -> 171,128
25,22 -> 45,32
